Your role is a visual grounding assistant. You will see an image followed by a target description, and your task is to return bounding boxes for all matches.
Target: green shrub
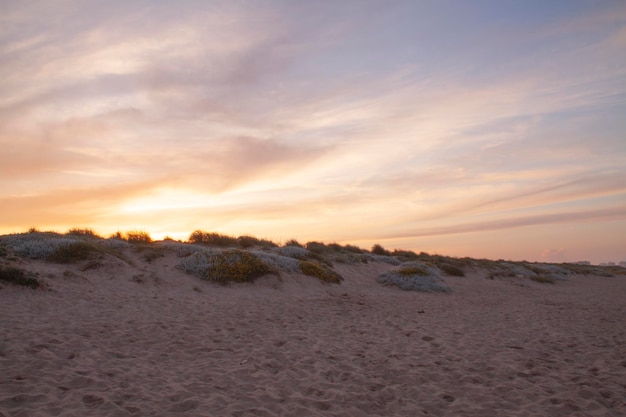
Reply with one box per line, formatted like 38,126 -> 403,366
47,241 -> 97,263
0,266 -> 40,288
204,250 -> 274,284
299,260 -> 342,284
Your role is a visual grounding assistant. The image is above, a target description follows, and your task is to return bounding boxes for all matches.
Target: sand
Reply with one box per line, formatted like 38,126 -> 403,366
1,250 -> 625,416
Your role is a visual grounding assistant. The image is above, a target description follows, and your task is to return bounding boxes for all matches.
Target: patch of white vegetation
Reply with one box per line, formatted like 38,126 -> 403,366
377,261 -> 451,292
275,245 -> 310,260
0,232 -> 79,259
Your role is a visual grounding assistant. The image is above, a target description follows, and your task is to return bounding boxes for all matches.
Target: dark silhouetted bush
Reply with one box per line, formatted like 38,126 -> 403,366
126,230 -> 152,244
371,244 -> 390,256
284,239 -> 303,248
188,230 -> 238,247
237,235 -> 277,249
66,228 -> 102,239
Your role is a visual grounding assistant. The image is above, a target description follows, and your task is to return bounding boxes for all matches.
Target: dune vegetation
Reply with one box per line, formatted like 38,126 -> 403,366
0,228 -> 624,291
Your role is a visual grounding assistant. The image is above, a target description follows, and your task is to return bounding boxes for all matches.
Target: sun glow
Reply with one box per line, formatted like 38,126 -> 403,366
118,189 -> 218,214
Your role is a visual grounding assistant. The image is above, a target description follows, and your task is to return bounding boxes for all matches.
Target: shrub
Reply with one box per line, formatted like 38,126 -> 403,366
397,264 -> 431,276
278,245 -> 310,259
284,239 -> 303,248
188,230 -> 238,247
208,250 -> 274,284
306,241 -> 328,254
371,244 -> 390,256
179,250 -> 274,284
47,241 -> 97,263
236,235 -> 259,248
0,232 -> 79,259
66,228 -> 102,239
440,263 -> 465,277
126,230 -> 152,244
252,251 -> 302,273
237,235 -> 277,249
299,260 -> 342,284
343,244 -> 365,254
530,275 -> 556,284
0,266 -> 40,289
100,238 -> 131,250
392,249 -> 420,260
367,254 -> 401,265
377,261 -> 450,293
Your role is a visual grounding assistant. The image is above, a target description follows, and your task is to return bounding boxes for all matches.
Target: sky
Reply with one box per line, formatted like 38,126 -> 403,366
1,0 -> 625,264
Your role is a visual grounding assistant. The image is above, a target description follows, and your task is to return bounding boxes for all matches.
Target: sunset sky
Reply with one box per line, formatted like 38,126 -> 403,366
1,1 -> 625,263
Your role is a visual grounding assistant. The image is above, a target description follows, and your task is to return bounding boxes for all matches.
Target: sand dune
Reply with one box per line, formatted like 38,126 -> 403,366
1,245 -> 625,416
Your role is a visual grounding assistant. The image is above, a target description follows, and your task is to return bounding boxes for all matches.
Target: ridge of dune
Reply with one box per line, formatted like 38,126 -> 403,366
1,237 -> 625,416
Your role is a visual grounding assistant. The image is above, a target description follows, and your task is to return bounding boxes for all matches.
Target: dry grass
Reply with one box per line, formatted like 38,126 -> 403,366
202,250 -> 275,285
298,260 -> 342,284
47,241 -> 98,263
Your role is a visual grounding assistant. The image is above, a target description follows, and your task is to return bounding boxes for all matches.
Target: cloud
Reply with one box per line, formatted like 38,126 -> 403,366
1,1 -> 624,261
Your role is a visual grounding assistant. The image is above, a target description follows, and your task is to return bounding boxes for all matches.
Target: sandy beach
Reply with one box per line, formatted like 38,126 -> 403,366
1,243 -> 625,417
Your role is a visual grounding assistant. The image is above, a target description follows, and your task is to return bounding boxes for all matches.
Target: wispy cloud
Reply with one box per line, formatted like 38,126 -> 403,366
1,1 -> 624,262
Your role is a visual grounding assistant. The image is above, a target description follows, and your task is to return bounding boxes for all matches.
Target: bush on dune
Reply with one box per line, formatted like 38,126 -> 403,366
66,228 -> 102,239
189,230 -> 277,249
0,266 -> 41,289
298,260 -> 343,284
371,244 -> 390,256
178,249 -> 274,285
125,230 -> 153,244
239,235 -> 277,249
378,261 -> 451,293
47,241 -> 98,263
0,232 -> 84,260
529,275 -> 556,284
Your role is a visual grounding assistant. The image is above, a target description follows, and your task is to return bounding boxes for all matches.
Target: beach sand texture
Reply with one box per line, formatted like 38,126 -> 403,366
1,249 -> 625,417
